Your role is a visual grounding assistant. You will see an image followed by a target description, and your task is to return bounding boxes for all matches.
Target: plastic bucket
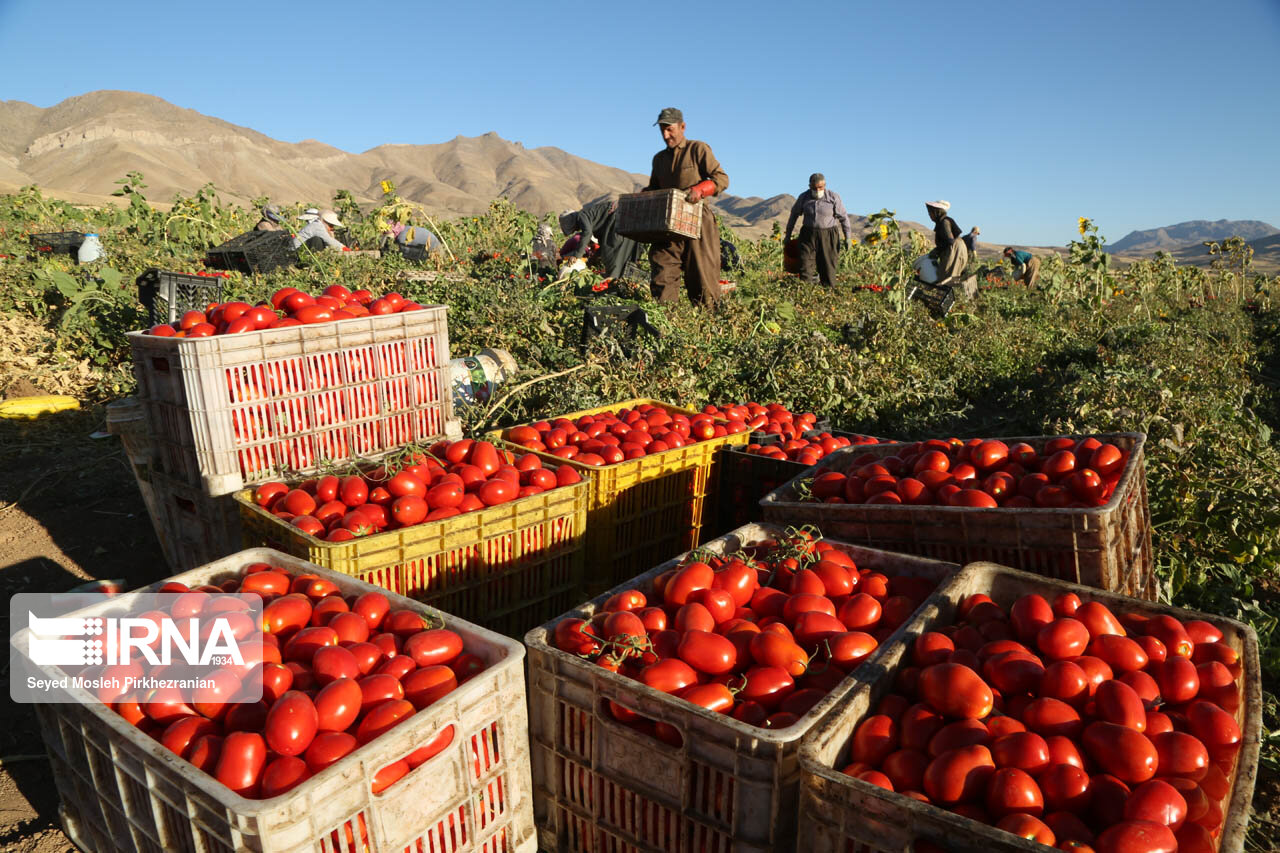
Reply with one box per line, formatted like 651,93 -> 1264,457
449,348 -> 517,407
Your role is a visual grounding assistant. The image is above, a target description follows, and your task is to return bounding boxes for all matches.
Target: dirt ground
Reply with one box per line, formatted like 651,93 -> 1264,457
1,406 -> 166,852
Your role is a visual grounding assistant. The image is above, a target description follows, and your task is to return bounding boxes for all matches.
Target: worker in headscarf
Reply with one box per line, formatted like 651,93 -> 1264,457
558,200 -> 642,282
783,173 -> 852,287
925,200 -> 968,284
963,225 -> 980,256
291,209 -> 347,251
255,205 -> 282,231
643,107 -> 729,307
1004,246 -> 1042,288
386,222 -> 443,258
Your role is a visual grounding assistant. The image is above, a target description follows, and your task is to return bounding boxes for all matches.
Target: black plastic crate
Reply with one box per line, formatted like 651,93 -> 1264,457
206,230 -> 296,274
708,435 -> 803,539
580,304 -> 660,357
136,269 -> 226,326
28,231 -> 85,258
909,281 -> 956,318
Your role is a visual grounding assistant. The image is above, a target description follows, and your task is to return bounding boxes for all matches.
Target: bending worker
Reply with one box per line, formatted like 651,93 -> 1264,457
644,107 -> 729,307
387,222 -> 444,258
558,200 -> 641,282
1003,246 -> 1041,287
925,200 -> 968,284
783,173 -> 853,287
291,209 -> 346,251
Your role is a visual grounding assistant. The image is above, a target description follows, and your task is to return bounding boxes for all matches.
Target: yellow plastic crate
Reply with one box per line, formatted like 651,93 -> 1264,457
490,398 -> 748,590
235,473 -> 589,638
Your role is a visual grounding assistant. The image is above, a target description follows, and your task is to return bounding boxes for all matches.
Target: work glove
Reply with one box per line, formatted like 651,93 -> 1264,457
686,180 -> 717,203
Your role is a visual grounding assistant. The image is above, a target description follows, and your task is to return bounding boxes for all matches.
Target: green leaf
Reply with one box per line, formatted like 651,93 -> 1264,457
97,267 -> 123,289
775,301 -> 796,321
51,271 -> 81,299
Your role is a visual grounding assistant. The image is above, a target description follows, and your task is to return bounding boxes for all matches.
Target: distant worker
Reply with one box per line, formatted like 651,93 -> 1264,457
925,200 -> 968,284
1003,246 -> 1041,288
644,107 -> 729,307
291,209 -> 346,251
299,208 -> 320,223
963,225 -> 980,256
255,205 -> 283,232
558,200 -> 642,282
783,173 -> 852,288
386,222 -> 443,258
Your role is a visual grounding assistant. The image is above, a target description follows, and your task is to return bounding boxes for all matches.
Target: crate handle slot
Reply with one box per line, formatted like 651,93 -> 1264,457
151,357 -> 171,373
371,724 -> 455,796
597,698 -> 684,749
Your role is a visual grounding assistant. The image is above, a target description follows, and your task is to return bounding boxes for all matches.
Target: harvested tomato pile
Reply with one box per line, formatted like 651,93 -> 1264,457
146,284 -> 429,337
844,591 -> 1242,852
745,430 -> 881,467
99,562 -> 483,799
252,439 -> 582,541
801,436 -> 1129,508
503,402 -> 744,465
550,529 -> 936,733
704,401 -> 820,440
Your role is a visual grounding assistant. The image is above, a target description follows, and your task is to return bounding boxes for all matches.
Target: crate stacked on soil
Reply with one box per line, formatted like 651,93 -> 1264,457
911,282 -> 956,318
714,430 -> 886,538
616,189 -> 703,241
28,230 -> 85,258
525,522 -> 959,852
762,433 -> 1154,599
129,302 -> 456,497
10,547 -> 536,853
206,229 -> 297,274
236,439 -> 590,638
136,268 -> 227,326
797,561 -> 1261,853
492,399 -> 750,591
149,468 -> 243,571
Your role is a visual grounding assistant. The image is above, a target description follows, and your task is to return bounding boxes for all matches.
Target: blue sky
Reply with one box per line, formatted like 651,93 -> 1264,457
1,0 -> 1278,245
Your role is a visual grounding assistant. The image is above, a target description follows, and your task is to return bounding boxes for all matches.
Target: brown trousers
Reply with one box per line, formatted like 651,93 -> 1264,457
797,225 -> 841,286
650,206 -> 721,306
1018,255 -> 1042,287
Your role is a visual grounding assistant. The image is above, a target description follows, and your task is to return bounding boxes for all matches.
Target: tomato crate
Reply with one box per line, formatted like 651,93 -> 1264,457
616,189 -> 703,241
149,469 -> 242,572
128,307 -> 459,497
11,547 -> 535,853
234,468 -> 590,638
490,398 -> 748,593
28,230 -> 85,257
761,432 -> 1154,599
206,229 -> 297,274
136,267 -> 226,327
709,430 -> 889,539
525,522 -> 960,853
797,560 -> 1262,853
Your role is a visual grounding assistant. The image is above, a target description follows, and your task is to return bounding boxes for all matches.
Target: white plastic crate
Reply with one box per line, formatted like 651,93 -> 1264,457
524,522 -> 959,853
797,561 -> 1261,853
149,469 -> 241,572
129,308 -> 459,497
13,547 -> 536,853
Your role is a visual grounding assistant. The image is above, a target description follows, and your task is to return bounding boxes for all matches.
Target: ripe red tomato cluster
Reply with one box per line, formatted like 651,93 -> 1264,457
93,562 -> 483,800
551,529 -> 936,736
703,401 -> 820,440
842,591 -> 1243,853
146,284 -> 427,337
802,436 -> 1129,509
745,431 -> 882,467
504,403 -> 743,466
253,440 -> 583,542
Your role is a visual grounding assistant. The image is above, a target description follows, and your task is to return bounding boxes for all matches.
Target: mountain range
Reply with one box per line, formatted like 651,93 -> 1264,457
0,91 -> 1275,269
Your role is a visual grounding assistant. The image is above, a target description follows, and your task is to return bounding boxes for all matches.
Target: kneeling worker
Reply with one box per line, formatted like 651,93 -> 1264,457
1003,246 -> 1041,287
644,107 -> 729,307
291,209 -> 347,252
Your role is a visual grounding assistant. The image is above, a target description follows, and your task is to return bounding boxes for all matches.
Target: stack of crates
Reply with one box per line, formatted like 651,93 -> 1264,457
126,307 -> 460,571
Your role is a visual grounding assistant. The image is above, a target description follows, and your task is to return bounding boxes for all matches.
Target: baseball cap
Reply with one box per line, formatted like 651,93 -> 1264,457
654,107 -> 684,126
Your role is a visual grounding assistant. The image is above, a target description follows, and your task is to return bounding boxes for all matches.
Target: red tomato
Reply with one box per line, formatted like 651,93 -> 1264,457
356,698 -> 416,743
1083,722 -> 1158,784
677,630 -> 737,675
313,678 -> 362,732
1185,700 -> 1241,761
214,731 -> 267,797
264,691 -> 318,757
305,732 -> 359,773
260,756 -> 310,798
1037,618 -> 1090,660
995,813 -> 1055,846
640,658 -> 699,695
352,592 -> 390,631
917,663 -> 994,719
403,629 -> 464,668
986,767 -> 1044,818
923,744 -> 995,805
1094,820 -> 1176,853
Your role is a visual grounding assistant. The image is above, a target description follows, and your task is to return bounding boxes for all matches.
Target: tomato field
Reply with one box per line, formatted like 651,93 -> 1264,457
0,180 -> 1278,849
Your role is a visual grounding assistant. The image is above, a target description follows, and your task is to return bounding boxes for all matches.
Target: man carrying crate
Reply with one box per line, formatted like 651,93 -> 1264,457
644,108 -> 729,307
